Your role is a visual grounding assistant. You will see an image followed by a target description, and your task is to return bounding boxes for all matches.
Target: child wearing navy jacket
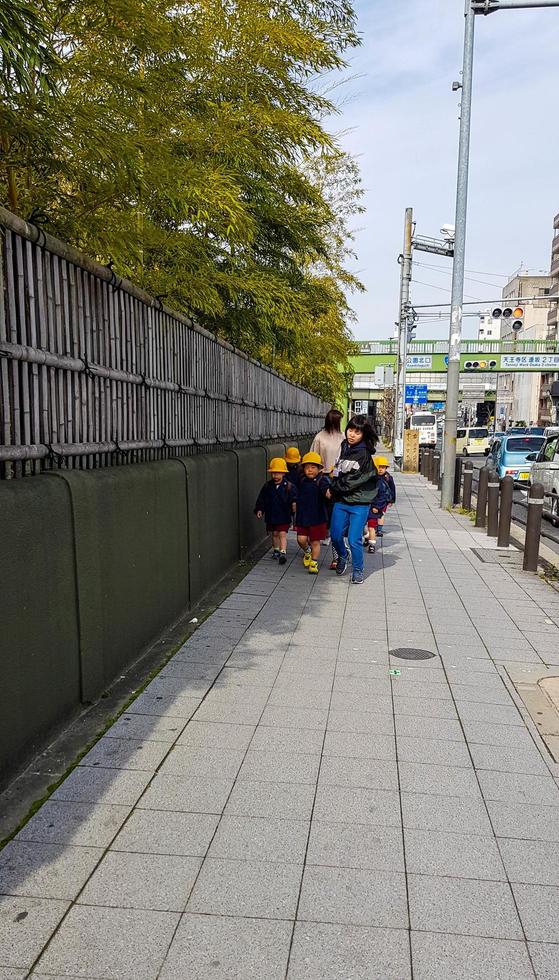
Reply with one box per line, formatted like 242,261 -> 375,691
254,458 -> 297,564
365,456 -> 395,553
295,452 -> 330,575
284,447 -> 302,488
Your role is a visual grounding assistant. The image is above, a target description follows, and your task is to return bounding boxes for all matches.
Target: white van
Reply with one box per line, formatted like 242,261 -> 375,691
456,426 -> 490,456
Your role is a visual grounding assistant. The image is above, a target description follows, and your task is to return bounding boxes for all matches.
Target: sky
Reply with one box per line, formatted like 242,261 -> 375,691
332,0 -> 559,341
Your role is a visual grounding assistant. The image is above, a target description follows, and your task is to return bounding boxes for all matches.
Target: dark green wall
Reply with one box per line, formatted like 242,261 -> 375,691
0,440 -> 313,788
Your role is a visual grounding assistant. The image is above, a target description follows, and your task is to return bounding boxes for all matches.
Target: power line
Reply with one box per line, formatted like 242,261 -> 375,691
415,260 -> 510,278
411,278 -> 485,302
414,262 -> 503,290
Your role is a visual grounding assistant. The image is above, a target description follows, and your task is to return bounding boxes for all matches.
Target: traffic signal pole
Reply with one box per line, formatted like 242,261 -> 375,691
393,207 -> 413,462
441,0 -> 559,508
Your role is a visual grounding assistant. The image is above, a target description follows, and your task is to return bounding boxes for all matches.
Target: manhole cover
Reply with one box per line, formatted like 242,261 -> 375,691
390,648 -> 436,661
471,548 -> 522,566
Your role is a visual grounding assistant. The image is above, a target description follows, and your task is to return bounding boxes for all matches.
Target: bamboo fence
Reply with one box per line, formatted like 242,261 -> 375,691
0,207 -> 328,478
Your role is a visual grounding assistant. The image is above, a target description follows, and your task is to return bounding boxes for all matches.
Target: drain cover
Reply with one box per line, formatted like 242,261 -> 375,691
472,548 -> 522,566
390,648 -> 436,661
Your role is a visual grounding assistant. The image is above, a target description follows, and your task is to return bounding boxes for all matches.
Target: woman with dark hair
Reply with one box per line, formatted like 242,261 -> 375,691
310,409 -> 344,476
328,415 -> 379,585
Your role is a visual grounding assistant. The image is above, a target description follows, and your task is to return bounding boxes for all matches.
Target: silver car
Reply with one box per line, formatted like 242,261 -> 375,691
530,434 -> 559,526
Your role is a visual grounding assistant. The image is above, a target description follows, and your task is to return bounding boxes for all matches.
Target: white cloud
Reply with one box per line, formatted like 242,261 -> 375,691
334,0 -> 559,339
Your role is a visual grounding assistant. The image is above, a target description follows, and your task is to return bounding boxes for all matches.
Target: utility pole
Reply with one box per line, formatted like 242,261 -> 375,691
441,0 -> 559,508
393,207 -> 413,461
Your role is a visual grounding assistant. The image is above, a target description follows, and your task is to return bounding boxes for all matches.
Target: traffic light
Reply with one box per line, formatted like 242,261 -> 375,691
512,306 -> 524,331
493,306 -> 523,332
464,359 -> 498,370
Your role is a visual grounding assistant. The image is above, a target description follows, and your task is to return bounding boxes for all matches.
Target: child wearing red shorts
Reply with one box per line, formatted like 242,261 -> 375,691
254,458 -> 297,564
365,456 -> 395,553
295,452 -> 331,574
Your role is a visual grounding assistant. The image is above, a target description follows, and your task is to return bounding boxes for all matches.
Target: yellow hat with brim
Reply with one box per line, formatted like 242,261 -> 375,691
269,457 -> 288,473
302,451 -> 323,467
374,456 -> 390,468
285,447 -> 301,463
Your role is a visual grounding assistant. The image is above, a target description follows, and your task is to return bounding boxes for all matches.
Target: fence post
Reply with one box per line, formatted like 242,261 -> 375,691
497,475 -> 514,548
427,450 -> 434,482
523,482 -> 544,572
487,472 -> 500,538
433,453 -> 441,487
422,449 -> 429,478
462,461 -> 473,510
475,466 -> 489,528
453,456 -> 463,506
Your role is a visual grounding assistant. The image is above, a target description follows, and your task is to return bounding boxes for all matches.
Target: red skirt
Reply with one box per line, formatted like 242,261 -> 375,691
267,523 -> 291,533
295,522 -> 328,542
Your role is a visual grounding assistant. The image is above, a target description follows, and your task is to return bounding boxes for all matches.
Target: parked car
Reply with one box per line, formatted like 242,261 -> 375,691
489,434 -> 545,483
543,426 -> 559,439
456,426 -> 491,456
529,434 -> 559,525
526,426 -> 545,435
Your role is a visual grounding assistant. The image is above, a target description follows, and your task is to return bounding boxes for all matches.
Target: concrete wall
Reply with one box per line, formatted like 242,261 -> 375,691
0,441 -> 312,788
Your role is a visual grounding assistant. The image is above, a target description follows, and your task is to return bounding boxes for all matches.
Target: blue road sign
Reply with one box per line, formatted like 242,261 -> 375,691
405,384 -> 428,405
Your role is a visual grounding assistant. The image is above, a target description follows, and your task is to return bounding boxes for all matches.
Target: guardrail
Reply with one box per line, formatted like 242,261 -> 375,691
418,450 -> 551,574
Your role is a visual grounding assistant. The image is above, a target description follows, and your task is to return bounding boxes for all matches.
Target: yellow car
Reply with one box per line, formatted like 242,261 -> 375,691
456,426 -> 490,457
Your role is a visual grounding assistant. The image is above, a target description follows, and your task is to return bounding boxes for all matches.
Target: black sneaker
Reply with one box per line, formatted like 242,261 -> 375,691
335,556 -> 348,576
377,529 -> 384,537
351,570 -> 364,585
278,551 -> 287,565
368,543 -> 376,554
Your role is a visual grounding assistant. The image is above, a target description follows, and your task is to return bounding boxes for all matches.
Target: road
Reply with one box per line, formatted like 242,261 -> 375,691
470,456 -> 559,557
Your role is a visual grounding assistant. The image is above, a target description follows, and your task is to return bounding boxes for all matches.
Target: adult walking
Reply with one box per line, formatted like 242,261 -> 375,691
328,414 -> 378,585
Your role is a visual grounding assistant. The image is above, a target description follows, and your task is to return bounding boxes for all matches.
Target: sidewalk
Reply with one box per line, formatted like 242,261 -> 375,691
2,472 -> 559,979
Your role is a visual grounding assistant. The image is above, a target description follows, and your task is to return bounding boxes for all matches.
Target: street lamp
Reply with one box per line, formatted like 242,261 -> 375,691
440,0 -> 559,509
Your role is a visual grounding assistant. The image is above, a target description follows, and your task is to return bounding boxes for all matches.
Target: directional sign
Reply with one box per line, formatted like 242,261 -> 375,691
405,384 -> 428,405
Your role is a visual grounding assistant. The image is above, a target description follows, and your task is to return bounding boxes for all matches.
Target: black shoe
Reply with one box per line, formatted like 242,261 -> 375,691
351,570 -> 364,584
335,556 -> 348,576
278,551 -> 287,565
377,529 -> 384,537
368,543 -> 376,554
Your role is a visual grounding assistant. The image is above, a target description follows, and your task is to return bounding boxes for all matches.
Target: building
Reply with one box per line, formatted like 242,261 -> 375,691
478,313 -> 501,341
539,212 -> 559,422
495,270 -> 552,427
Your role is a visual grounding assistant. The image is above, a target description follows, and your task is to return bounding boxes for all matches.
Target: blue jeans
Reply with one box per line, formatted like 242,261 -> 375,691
330,502 -> 370,574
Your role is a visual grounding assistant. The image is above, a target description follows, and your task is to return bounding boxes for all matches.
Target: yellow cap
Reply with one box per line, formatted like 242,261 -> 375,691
374,456 -> 390,468
285,447 -> 301,463
302,451 -> 323,467
268,457 -> 288,473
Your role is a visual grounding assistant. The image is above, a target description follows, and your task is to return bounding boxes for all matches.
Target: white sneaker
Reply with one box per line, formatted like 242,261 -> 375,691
321,537 -> 331,546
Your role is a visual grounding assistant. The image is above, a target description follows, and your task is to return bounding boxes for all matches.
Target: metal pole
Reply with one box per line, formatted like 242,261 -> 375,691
441,1 -> 475,508
393,208 -> 413,461
433,453 -> 441,487
523,483 -> 544,572
476,0 -> 559,9
497,475 -> 514,547
475,466 -> 489,527
487,473 -> 500,537
453,456 -> 464,505
462,461 -> 474,510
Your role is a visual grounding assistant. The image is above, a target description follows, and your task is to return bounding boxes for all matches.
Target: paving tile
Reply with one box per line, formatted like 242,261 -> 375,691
409,874 -> 522,939
208,815 -> 309,864
187,857 -> 301,919
224,780 -> 315,821
287,921 -> 411,980
157,746 -> 244,780
16,802 -> 130,848
401,792 -> 493,836
111,809 -> 219,857
404,827 -> 506,880
512,883 -> 559,942
34,905 -> 179,979
463,720 -> 540,747
322,731 -> 396,760
137,774 -> 234,814
306,821 -> 404,873
0,842 -> 101,901
79,737 -> 169,772
238,750 -> 320,785
159,913 -> 291,980
176,721 -> 256,750
313,784 -> 401,828
487,801 -> 559,841
499,839 -> 559,886
326,709 -> 394,734
456,700 -> 525,726
259,706 -> 328,730
105,713 -> 187,743
478,771 -> 559,806
193,701 -> 264,726
0,895 -> 69,970
471,742 -> 549,775
396,735 -> 472,767
411,932 -> 535,980
249,726 -> 324,755
0,969 -> 26,979
395,714 -> 463,741
78,851 -> 200,911
297,866 -> 408,928
528,941 -> 559,980
51,767 -> 151,806
399,762 -> 480,799
267,689 -> 332,710
318,757 -> 398,791
126,692 -> 201,719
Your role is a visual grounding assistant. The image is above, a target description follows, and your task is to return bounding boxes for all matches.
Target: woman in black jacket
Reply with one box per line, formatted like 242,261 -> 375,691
328,415 -> 378,584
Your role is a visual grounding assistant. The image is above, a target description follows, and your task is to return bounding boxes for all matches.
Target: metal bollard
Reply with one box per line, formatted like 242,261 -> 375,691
433,453 -> 441,487
523,482 -> 544,572
487,472 -> 500,538
427,450 -> 434,483
453,456 -> 464,505
497,475 -> 514,548
462,461 -> 473,511
475,466 -> 489,528
423,449 -> 431,479
419,449 -> 425,476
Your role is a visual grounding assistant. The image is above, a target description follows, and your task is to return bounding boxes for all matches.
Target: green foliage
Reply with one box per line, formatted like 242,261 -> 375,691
0,0 -> 363,402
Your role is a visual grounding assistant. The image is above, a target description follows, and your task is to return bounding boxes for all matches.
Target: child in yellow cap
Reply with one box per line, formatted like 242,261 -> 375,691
254,458 -> 297,564
365,456 -> 395,552
295,452 -> 330,574
284,447 -> 302,488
